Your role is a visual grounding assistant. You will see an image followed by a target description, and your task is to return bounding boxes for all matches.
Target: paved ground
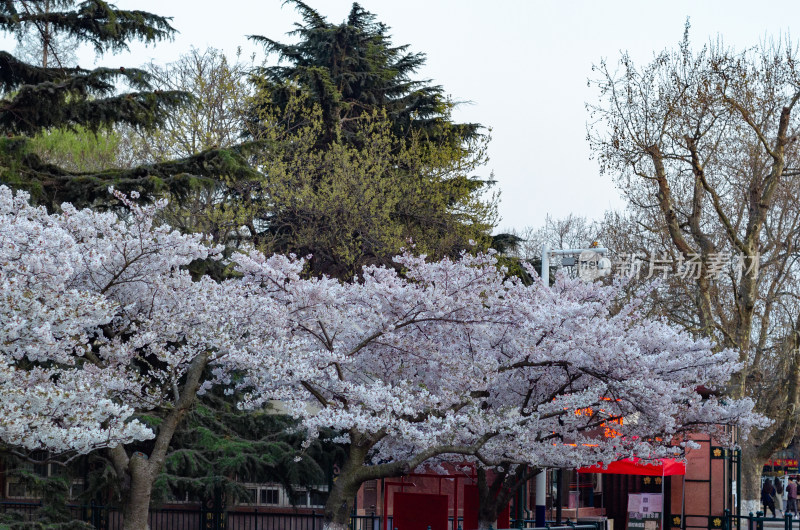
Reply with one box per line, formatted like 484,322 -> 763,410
743,520 -> 800,530
763,522 -> 793,528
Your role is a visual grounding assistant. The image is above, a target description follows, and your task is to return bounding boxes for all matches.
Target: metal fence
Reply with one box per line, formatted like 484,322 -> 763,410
724,510 -> 800,530
507,522 -> 602,530
0,502 -> 195,529
226,511 -> 323,530
0,502 -> 607,530
0,503 -> 388,530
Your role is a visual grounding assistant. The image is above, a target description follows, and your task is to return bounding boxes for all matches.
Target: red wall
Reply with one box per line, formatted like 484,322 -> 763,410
394,492 -> 449,530
462,484 -> 510,530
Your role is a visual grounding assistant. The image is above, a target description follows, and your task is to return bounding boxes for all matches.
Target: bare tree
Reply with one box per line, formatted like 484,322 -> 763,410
115,47 -> 256,255
121,47 -> 254,164
588,27 -> 800,512
505,214 -> 602,277
13,0 -> 80,68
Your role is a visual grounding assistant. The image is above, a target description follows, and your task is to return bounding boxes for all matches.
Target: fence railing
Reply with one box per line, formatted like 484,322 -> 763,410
227,510 -> 319,530
508,519 -> 603,530
723,509 -> 800,530
22,501 -> 795,530
1,503 -> 395,530
0,502 -> 605,530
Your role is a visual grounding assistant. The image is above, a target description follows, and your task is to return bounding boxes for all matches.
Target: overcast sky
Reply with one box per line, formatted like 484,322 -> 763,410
13,1 -> 800,231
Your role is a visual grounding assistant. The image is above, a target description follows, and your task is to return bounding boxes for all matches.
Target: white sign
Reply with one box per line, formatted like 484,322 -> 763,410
628,494 -> 663,515
628,493 -> 664,530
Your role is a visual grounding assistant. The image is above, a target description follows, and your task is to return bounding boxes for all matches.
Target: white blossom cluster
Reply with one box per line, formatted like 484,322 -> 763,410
0,186 -> 232,453
228,249 -> 766,470
0,185 -> 765,470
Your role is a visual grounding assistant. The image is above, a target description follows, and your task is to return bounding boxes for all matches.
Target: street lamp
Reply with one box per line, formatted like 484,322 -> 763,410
535,243 -> 610,528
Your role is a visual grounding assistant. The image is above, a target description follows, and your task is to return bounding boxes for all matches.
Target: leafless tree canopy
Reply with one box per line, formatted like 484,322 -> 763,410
588,27 -> 800,503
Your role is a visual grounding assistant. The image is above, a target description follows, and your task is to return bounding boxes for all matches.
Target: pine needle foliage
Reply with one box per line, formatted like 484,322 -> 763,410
151,389 -> 342,507
0,452 -> 91,530
243,2 -> 499,278
243,98 -> 498,278
248,0 -> 480,147
0,1 -> 259,209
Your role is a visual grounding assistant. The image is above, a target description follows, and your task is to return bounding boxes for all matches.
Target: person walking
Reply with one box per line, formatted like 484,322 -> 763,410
776,478 -> 785,516
787,477 -> 798,517
763,478 -> 777,517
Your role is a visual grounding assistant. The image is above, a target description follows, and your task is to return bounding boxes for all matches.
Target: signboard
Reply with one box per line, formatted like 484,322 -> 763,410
627,493 -> 663,530
763,459 -> 799,474
767,459 -> 799,468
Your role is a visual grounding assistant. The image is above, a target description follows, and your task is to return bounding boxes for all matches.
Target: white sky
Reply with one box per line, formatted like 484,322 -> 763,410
11,1 -> 800,231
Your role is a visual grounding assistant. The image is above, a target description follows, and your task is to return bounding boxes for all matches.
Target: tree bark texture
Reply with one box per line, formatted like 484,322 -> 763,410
113,352 -> 209,530
739,443 -> 766,516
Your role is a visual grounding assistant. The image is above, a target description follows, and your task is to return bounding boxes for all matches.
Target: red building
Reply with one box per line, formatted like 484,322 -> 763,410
352,434 -> 738,530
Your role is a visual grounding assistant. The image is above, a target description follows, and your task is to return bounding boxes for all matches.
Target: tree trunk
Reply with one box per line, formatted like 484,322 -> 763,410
477,492 -> 500,530
323,442 -> 370,530
477,514 -> 498,530
41,0 -> 50,68
477,467 -> 501,530
317,430 -> 482,529
476,465 -> 535,530
120,455 -> 154,530
477,518 -> 498,530
113,352 -> 210,530
323,476 -> 361,530
740,443 -> 765,516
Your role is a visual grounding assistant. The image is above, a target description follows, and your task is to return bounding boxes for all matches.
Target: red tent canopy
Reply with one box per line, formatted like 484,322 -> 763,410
577,458 -> 685,476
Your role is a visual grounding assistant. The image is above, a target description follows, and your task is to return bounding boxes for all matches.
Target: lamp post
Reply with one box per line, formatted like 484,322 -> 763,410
535,243 -> 610,528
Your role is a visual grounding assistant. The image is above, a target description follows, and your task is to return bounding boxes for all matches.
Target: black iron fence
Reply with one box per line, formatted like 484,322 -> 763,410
0,502 -> 608,530
22,501 -> 800,530
0,503 -> 396,530
507,521 -> 603,530
0,503 -> 313,530
226,510 -> 318,530
723,509 -> 800,530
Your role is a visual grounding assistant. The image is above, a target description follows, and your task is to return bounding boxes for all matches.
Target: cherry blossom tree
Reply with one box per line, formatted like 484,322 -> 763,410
0,186 -> 290,530
1,185 -> 152,453
228,249 -> 764,530
1,185 -> 763,530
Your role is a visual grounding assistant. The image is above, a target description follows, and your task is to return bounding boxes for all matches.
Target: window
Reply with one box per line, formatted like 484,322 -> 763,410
309,488 -> 329,507
69,480 -> 86,500
30,451 -> 49,477
4,453 -> 86,501
235,483 -> 328,507
245,488 -> 258,505
289,489 -> 309,506
260,488 -> 279,505
6,481 -> 28,499
166,487 -> 201,504
5,455 -> 44,499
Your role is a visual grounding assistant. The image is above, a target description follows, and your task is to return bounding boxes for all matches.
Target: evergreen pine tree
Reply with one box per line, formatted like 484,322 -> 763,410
244,2 -> 501,278
0,0 -> 257,208
248,0 -> 480,147
151,389 -> 343,509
